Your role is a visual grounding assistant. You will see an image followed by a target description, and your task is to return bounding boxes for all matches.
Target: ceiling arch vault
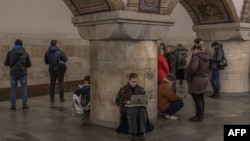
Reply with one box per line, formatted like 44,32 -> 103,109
179,0 -> 238,25
64,0 -> 240,25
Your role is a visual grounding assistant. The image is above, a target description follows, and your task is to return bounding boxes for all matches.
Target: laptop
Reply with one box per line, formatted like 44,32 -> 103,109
125,95 -> 147,107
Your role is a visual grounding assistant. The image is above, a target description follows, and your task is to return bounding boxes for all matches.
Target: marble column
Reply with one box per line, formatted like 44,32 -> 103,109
72,11 -> 174,127
193,23 -> 250,95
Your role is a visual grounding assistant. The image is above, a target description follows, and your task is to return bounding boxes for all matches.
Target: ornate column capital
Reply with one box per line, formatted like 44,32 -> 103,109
193,22 -> 250,41
72,11 -> 174,40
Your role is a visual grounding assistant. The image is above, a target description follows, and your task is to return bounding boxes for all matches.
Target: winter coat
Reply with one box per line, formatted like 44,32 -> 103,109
209,46 -> 224,70
164,52 -> 176,75
158,80 -> 183,112
158,54 -> 170,82
4,45 -> 31,76
185,52 -> 211,94
44,46 -> 68,72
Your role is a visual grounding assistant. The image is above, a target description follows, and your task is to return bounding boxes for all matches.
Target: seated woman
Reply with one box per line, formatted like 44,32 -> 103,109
115,73 -> 153,141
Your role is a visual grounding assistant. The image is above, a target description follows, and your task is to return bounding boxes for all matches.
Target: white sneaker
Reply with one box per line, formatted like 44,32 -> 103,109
165,114 -> 178,120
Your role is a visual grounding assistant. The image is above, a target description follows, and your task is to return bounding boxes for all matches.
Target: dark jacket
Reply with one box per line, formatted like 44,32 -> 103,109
175,46 -> 188,69
4,45 -> 31,76
164,52 -> 176,74
185,52 -> 211,94
210,46 -> 224,70
44,46 -> 68,72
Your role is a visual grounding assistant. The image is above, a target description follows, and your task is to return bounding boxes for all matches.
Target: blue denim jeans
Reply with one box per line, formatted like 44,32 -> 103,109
10,75 -> 28,108
210,69 -> 220,94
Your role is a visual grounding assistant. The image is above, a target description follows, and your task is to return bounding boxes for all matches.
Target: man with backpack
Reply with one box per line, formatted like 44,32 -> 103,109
175,44 -> 188,85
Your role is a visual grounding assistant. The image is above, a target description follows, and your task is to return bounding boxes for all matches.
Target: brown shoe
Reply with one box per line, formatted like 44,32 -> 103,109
60,99 -> 65,102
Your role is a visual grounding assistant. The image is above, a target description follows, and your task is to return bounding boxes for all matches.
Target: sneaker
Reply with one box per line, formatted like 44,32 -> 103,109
9,107 -> 16,112
165,114 -> 178,120
22,106 -> 29,111
60,99 -> 65,102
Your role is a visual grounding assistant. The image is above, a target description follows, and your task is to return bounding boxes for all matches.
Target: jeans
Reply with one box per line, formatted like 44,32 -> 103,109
49,71 -> 65,100
164,101 -> 184,115
191,93 -> 204,117
10,75 -> 28,108
126,107 -> 147,133
210,69 -> 220,94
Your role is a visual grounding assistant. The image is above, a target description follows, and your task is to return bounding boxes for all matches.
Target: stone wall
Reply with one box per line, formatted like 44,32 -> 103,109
0,34 -> 90,101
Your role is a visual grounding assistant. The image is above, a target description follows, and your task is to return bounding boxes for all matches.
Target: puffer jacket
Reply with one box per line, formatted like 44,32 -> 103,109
4,45 -> 31,76
210,46 -> 224,70
185,52 -> 211,94
44,46 -> 68,72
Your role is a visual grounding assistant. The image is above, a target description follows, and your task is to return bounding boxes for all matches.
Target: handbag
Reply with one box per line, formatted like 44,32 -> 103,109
58,62 -> 67,72
217,56 -> 228,69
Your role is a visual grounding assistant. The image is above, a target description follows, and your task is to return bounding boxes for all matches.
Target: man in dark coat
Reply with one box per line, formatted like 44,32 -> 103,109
185,45 -> 211,122
4,39 -> 31,111
44,40 -> 68,103
209,41 -> 225,98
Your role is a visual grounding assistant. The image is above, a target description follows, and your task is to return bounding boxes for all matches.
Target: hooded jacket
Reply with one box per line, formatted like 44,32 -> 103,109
210,46 -> 224,70
185,52 -> 211,94
4,45 -> 31,76
44,46 -> 68,72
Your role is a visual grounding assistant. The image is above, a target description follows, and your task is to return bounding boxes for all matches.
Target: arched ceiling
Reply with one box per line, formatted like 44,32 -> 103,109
180,0 -> 238,25
64,0 -> 241,25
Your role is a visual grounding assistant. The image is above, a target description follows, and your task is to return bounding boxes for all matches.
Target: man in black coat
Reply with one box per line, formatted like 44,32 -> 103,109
4,39 -> 31,111
44,40 -> 68,103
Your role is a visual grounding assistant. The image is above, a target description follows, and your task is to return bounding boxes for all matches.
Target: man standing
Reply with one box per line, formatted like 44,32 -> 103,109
4,39 -> 31,111
175,44 -> 188,85
44,40 -> 68,103
164,45 -> 176,75
209,41 -> 224,98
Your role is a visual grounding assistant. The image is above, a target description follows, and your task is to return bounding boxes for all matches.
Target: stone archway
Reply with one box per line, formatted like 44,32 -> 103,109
179,0 -> 238,25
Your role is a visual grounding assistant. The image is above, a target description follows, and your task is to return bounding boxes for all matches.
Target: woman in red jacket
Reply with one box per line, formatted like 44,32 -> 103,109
158,44 -> 170,83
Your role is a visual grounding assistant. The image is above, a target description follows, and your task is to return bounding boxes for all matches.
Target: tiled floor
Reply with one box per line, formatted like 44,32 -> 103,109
0,82 -> 250,141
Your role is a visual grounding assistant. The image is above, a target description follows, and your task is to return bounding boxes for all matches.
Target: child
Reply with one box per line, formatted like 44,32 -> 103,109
72,75 -> 90,115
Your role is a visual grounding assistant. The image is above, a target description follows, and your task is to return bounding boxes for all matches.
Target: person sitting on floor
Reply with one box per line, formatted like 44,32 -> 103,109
72,75 -> 90,115
158,73 -> 184,120
115,73 -> 153,141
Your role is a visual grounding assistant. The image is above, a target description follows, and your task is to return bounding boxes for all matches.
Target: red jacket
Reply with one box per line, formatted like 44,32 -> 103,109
158,54 -> 170,82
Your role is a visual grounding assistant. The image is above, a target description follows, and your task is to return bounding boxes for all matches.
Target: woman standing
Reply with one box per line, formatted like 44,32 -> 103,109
185,45 -> 211,122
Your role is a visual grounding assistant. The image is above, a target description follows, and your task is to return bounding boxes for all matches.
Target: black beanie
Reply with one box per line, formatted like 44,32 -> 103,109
15,39 -> 23,46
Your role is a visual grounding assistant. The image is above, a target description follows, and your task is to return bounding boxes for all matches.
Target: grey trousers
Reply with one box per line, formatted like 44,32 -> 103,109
126,107 -> 147,133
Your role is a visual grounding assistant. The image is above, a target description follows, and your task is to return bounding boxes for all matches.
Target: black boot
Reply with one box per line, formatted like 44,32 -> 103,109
189,116 -> 202,122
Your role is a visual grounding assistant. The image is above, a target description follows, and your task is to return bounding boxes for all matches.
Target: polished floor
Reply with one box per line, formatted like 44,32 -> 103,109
0,82 -> 250,141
